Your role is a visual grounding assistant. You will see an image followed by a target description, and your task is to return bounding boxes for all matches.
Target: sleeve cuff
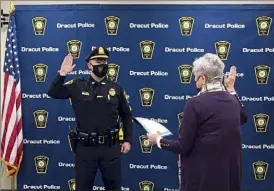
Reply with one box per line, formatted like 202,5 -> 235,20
58,73 -> 67,79
156,136 -> 162,149
229,91 -> 237,95
124,137 -> 132,144
230,91 -> 244,107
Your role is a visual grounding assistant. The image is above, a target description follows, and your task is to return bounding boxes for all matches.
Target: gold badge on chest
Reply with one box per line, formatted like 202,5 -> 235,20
109,88 -> 116,96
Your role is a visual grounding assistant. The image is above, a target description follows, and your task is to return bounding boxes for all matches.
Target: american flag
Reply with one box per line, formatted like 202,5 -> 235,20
0,11 -> 23,176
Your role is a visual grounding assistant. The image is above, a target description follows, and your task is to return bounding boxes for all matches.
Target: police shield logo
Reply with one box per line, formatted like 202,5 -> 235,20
105,16 -> 120,35
253,161 -> 269,180
33,110 -> 48,128
215,41 -> 231,60
139,180 -> 154,191
179,17 -> 194,36
256,16 -> 272,36
68,179 -> 76,191
254,65 -> 271,84
140,40 -> 155,59
33,63 -> 48,82
67,40 -> 82,59
178,65 -> 193,83
139,88 -> 155,107
139,135 -> 153,153
178,112 -> 183,126
32,17 -> 47,35
106,63 -> 120,82
253,113 -> 269,132
34,155 -> 49,174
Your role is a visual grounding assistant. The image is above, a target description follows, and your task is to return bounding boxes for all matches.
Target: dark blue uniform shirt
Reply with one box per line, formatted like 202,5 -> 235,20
47,73 -> 133,143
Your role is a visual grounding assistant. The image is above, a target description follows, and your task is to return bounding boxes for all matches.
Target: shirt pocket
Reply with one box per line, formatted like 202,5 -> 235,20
105,95 -> 119,106
74,94 -> 94,102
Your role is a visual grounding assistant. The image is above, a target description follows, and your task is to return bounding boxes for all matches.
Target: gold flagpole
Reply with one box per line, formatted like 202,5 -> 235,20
10,2 -> 15,190
10,0 -> 15,14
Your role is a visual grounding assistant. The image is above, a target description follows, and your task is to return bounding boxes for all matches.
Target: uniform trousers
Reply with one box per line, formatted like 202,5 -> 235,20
75,142 -> 121,191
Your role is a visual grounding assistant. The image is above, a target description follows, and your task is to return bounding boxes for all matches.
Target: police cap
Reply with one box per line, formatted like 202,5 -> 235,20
85,47 -> 109,62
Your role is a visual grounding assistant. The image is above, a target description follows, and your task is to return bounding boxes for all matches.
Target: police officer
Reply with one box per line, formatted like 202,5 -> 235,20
47,47 -> 133,191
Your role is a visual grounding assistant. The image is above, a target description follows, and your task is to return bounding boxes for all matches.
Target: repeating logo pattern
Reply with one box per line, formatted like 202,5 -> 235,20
140,40 -> 155,59
253,114 -> 269,132
254,65 -> 271,84
253,161 -> 269,180
33,63 -> 48,82
178,65 -> 193,83
256,16 -> 272,36
105,16 -> 120,35
33,110 -> 48,129
139,88 -> 155,107
139,135 -> 153,153
179,17 -> 195,36
67,40 -> 82,59
19,12 -> 274,190
32,17 -> 47,35
139,180 -> 154,191
68,179 -> 76,191
106,63 -> 120,82
215,41 -> 231,60
34,155 -> 49,174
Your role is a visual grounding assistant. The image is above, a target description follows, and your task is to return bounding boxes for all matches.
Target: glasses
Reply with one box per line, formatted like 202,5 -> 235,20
195,75 -> 201,82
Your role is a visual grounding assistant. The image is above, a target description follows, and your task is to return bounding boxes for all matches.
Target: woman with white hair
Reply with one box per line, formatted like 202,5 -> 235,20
147,53 -> 248,191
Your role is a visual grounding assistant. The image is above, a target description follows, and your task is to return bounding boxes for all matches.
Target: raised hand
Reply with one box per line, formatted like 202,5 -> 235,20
59,54 -> 76,76
224,66 -> 236,92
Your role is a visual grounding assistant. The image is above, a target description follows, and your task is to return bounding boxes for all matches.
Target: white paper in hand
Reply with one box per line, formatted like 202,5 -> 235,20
133,117 -> 173,137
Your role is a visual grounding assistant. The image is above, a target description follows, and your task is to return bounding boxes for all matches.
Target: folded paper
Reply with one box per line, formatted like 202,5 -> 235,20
133,117 -> 173,137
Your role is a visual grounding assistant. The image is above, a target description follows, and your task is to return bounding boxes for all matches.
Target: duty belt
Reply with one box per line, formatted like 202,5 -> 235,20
74,129 -> 119,146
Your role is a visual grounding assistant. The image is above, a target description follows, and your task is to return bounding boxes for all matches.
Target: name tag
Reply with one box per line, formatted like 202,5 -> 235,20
96,95 -> 103,98
82,92 -> 89,96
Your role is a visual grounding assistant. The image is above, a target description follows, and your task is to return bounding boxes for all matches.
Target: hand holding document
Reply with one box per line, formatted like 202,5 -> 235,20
133,117 -> 173,137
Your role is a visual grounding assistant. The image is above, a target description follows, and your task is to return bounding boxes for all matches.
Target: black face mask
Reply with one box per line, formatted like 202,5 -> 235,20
92,64 -> 108,78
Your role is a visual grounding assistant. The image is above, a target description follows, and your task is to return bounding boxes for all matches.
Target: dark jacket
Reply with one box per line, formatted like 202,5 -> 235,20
160,91 -> 248,191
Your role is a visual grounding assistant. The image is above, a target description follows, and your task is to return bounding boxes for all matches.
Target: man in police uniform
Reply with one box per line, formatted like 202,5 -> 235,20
47,47 -> 133,191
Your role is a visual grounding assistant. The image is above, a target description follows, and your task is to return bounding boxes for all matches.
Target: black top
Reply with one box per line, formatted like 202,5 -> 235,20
47,73 -> 133,143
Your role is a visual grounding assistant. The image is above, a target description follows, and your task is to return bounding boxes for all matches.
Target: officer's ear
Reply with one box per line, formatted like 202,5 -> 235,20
87,61 -> 93,70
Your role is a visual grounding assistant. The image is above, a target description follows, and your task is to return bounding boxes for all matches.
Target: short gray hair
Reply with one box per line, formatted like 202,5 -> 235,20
192,53 -> 225,82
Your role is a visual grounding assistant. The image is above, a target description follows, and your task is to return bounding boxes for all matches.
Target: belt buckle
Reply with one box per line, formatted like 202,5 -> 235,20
98,136 -> 104,144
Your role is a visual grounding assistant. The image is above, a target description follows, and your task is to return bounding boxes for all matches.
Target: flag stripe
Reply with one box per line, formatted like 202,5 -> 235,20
0,74 -> 12,149
5,118 -> 21,163
2,75 -> 16,158
2,77 -> 17,161
6,117 -> 22,164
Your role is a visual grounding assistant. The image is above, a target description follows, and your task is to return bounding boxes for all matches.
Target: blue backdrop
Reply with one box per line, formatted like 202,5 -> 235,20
13,4 -> 274,191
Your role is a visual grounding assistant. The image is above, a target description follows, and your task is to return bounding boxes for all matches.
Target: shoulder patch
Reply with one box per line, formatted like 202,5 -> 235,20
123,90 -> 130,101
